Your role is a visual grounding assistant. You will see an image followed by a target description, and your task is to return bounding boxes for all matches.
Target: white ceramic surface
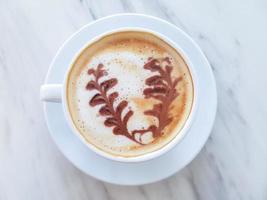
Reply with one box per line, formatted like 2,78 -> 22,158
43,14 -> 216,185
1,0 -> 267,199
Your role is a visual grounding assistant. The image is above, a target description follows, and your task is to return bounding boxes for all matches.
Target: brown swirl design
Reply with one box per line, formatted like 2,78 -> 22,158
86,57 -> 182,145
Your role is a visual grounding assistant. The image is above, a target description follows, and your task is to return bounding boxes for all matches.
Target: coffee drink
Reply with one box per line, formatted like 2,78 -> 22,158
67,31 -> 194,157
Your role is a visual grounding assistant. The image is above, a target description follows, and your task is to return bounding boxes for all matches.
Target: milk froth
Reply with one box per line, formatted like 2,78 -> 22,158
67,31 -> 194,157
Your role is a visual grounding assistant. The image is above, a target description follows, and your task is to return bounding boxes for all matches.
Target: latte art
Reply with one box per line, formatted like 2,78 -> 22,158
67,31 -> 194,157
86,57 -> 182,145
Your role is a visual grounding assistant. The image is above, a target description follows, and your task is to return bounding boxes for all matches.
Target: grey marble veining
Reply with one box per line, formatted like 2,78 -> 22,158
0,0 -> 267,199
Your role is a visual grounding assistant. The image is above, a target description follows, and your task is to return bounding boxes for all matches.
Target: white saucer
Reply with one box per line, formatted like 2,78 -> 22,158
43,14 -> 217,185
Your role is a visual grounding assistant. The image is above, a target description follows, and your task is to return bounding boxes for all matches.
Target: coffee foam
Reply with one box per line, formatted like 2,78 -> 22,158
67,31 -> 194,157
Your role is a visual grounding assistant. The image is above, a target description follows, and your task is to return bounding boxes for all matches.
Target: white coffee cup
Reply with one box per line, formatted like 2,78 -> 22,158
40,27 -> 199,163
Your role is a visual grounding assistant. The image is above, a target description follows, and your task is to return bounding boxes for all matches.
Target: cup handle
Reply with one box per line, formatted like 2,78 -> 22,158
40,84 -> 63,103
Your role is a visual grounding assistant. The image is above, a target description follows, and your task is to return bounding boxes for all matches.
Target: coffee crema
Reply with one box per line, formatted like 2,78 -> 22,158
67,31 -> 194,157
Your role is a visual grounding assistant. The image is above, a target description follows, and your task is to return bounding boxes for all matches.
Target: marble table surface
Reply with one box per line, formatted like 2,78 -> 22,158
0,0 -> 267,199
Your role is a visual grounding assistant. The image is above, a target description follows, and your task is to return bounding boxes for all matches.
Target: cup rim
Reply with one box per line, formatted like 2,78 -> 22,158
61,27 -> 199,163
